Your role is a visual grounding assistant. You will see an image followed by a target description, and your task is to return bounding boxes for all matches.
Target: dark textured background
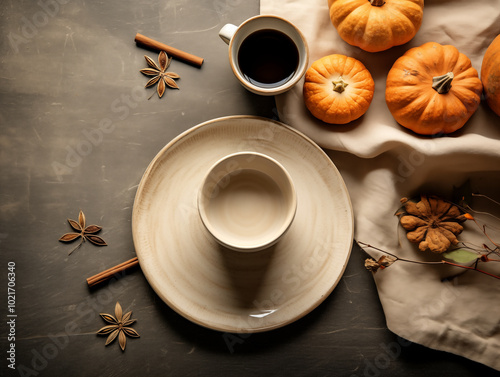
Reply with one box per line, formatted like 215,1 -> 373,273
0,1 -> 499,376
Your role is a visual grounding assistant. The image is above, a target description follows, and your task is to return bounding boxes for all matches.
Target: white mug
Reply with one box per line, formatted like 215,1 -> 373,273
219,15 -> 309,96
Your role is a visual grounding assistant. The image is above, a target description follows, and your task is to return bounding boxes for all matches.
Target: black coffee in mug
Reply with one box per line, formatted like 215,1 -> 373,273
237,29 -> 299,88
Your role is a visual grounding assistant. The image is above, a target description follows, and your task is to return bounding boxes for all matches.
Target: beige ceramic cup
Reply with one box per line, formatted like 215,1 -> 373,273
198,152 -> 297,252
219,15 -> 309,96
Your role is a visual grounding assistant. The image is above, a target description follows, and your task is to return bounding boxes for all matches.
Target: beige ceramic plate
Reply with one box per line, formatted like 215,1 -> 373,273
132,116 -> 353,333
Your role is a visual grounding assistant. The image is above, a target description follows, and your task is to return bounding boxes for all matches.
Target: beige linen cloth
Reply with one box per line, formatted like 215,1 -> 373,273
261,0 -> 500,370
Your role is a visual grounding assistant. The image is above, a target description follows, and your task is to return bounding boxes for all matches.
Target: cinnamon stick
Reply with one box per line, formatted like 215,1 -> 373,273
86,257 -> 140,288
135,33 -> 204,68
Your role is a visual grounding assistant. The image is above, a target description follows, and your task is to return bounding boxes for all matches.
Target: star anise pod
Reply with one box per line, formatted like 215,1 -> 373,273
59,210 -> 107,254
97,302 -> 140,351
140,51 -> 180,98
399,195 -> 467,253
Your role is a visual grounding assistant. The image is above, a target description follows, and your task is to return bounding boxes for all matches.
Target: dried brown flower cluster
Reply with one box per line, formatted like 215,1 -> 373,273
97,302 -> 140,351
140,51 -> 180,98
398,195 -> 467,253
59,210 -> 107,254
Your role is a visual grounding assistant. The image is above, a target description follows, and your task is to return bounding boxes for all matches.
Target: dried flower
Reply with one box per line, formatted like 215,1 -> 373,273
59,210 -> 107,254
140,51 -> 180,98
96,302 -> 140,351
399,195 -> 467,253
364,255 -> 397,272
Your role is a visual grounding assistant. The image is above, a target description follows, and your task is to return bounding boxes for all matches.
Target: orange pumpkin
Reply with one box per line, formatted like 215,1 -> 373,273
328,0 -> 424,52
303,54 -> 374,124
385,42 -> 483,135
481,34 -> 500,117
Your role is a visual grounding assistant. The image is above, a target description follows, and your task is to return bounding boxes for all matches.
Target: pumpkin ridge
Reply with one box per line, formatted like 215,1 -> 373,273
449,85 -> 481,113
387,0 -> 423,28
441,45 -> 461,74
384,6 -> 418,45
350,67 -> 369,81
329,0 -> 362,27
342,56 -> 355,77
350,94 -> 369,109
452,69 -> 478,82
365,8 -> 393,51
312,65 -> 329,81
345,6 -> 371,48
417,92 -> 441,126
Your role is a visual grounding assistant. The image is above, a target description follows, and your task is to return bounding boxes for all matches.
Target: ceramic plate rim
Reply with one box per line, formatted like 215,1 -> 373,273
132,115 -> 354,333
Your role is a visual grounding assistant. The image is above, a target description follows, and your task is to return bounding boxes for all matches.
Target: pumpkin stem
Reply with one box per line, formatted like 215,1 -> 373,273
369,0 -> 386,6
332,77 -> 349,93
432,72 -> 454,94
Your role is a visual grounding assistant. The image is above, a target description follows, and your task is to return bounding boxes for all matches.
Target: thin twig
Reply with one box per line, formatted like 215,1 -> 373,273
358,241 -> 444,265
442,260 -> 500,280
68,238 -> 84,255
358,241 -> 500,280
472,193 -> 500,207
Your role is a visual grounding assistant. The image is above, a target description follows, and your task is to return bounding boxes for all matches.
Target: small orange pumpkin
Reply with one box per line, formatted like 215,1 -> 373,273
328,0 -> 424,52
385,42 -> 483,135
481,34 -> 500,117
303,54 -> 374,124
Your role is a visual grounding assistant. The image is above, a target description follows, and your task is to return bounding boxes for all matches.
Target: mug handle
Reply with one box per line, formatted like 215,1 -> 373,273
219,24 -> 238,45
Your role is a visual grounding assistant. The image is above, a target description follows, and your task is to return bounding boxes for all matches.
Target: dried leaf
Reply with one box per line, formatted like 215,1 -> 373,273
159,51 -> 168,71
122,311 -> 132,322
123,327 -> 140,337
59,233 -> 81,242
144,55 -> 160,70
105,329 -> 119,346
85,235 -> 107,246
115,302 -> 123,322
140,68 -> 159,76
68,219 -> 82,231
84,225 -> 102,234
78,210 -> 85,229
119,330 -> 127,351
400,215 -> 426,230
432,197 -> 452,217
416,198 -> 431,217
97,325 -> 118,335
100,313 -> 118,324
122,319 -> 136,326
145,76 -> 161,88
406,226 -> 427,243
164,76 -> 179,89
404,201 -> 420,216
157,78 -> 166,98
440,222 -> 464,234
442,205 -> 463,221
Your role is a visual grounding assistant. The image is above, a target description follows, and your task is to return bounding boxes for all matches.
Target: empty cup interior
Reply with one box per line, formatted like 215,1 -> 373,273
198,152 -> 297,251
